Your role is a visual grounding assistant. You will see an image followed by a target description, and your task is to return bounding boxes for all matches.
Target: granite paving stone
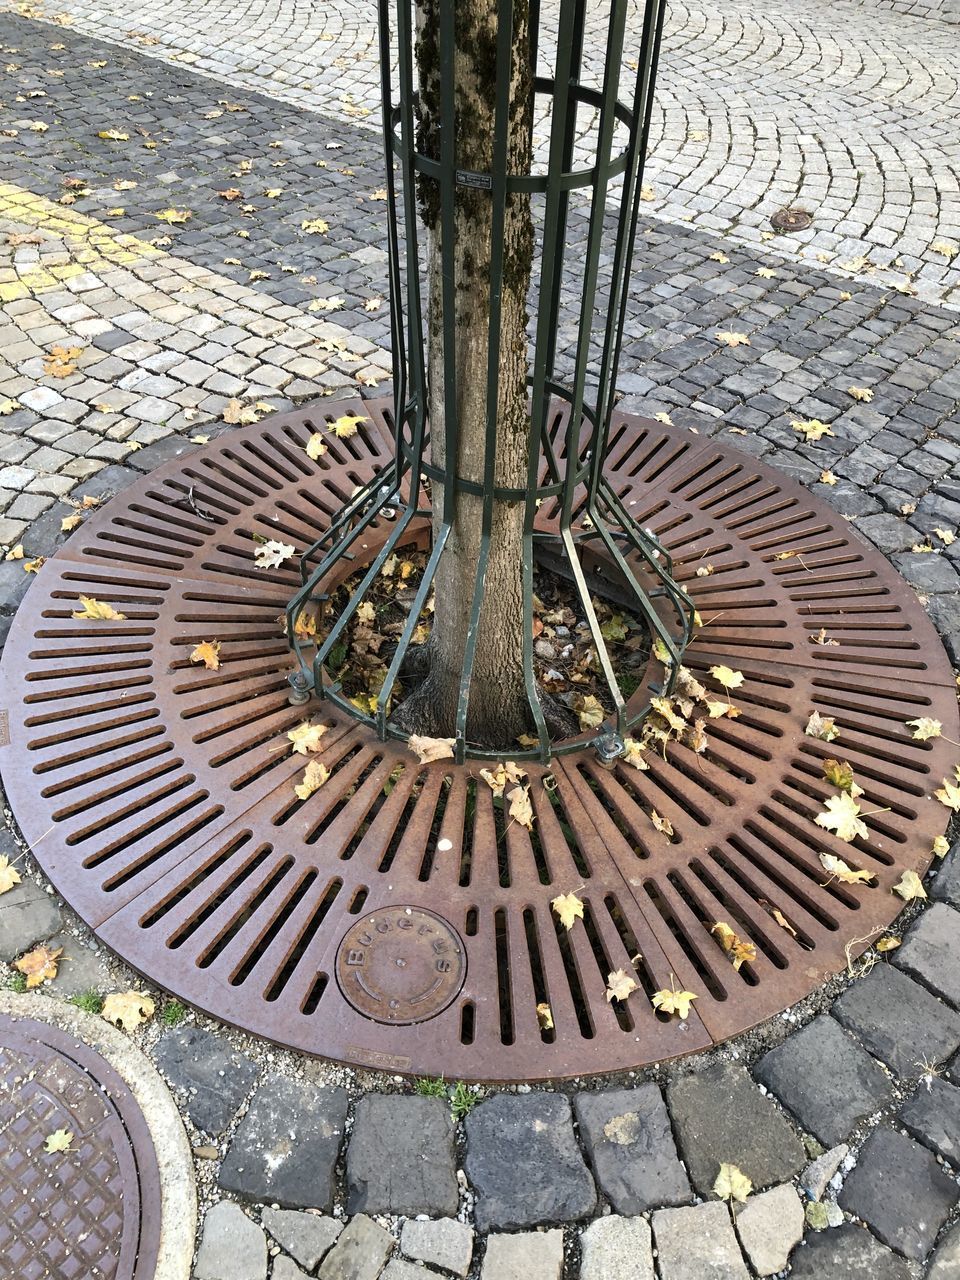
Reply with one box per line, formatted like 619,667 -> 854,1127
346,1094 -> 458,1217
381,1263 -> 432,1280
261,1208 -> 343,1272
927,1221 -> 960,1280
480,1230 -> 565,1280
194,1202 -> 268,1280
45,934 -> 114,998
273,1261 -> 311,1280
899,1075 -> 960,1165
895,903 -> 960,1007
579,1216 -> 656,1280
0,875 -> 62,962
831,963 -> 960,1076
667,1060 -> 805,1196
155,1024 -> 259,1137
218,1075 -> 348,1210
572,1085 -> 691,1213
838,1127 -> 959,1260
399,1218 -> 473,1278
754,1016 -> 894,1146
465,1093 -> 596,1232
652,1201 -> 749,1280
316,1215 -> 394,1280
786,1223 -> 911,1279
930,840 -> 960,909
734,1183 -> 805,1276
800,1144 -> 848,1202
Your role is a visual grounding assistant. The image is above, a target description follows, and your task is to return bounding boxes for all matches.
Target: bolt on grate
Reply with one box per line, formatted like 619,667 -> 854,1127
0,400 -> 956,1081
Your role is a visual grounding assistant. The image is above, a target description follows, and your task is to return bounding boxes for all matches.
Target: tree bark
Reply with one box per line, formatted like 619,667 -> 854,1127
394,0 -> 534,748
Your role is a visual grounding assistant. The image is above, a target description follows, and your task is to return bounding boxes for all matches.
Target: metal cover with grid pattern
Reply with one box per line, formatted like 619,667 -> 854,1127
0,399 -> 956,1082
0,1013 -> 161,1280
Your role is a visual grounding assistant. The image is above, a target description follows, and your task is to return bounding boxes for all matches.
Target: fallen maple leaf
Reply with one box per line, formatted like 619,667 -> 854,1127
654,411 -> 674,425
330,413 -> 366,438
253,540 -> 295,570
508,784 -> 535,830
816,792 -> 869,843
479,761 -> 526,797
190,640 -> 221,670
575,694 -> 605,731
0,397 -> 21,414
934,528 -> 956,546
822,759 -> 861,797
704,699 -> 740,719
14,944 -> 63,988
876,935 -> 900,953
72,595 -> 125,621
650,810 -> 674,838
551,891 -> 584,931
536,1001 -> 554,1030
61,513 -> 83,533
43,345 -> 82,378
294,759 -> 330,800
848,386 -> 873,402
932,835 -> 950,858
820,470 -> 837,485
0,855 -> 21,895
408,734 -> 456,764
222,398 -> 260,425
770,906 -> 797,936
711,922 -> 757,971
714,1162 -> 752,1203
892,869 -> 926,901
708,664 -> 744,690
756,266 -> 776,279
97,128 -> 129,140
651,977 -> 698,1020
936,778 -> 960,812
715,331 -> 751,348
605,969 -> 638,1002
44,1128 -> 73,1154
805,710 -> 839,742
306,433 -> 327,460
819,852 -> 874,885
102,991 -> 155,1031
792,419 -> 834,442
622,738 -> 649,771
155,208 -> 191,224
301,218 -> 329,234
907,717 -> 942,741
710,251 -> 729,263
287,721 -> 328,755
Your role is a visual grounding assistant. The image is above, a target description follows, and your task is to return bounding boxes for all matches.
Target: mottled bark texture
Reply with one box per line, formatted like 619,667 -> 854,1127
394,0 -> 534,746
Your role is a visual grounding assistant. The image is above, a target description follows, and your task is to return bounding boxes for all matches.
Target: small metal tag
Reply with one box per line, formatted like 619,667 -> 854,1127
456,169 -> 492,190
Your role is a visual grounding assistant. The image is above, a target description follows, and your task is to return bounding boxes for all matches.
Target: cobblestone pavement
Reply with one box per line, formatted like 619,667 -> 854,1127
3,0 -> 960,305
1,2 -> 960,1278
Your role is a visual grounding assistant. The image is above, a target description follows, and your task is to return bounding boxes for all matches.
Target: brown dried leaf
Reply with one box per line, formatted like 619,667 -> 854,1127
102,990 -> 155,1030
72,595 -> 125,621
190,640 -> 221,670
14,944 -> 62,988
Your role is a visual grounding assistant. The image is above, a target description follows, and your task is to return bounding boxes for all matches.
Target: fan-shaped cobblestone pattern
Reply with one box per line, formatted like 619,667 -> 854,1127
4,0 -> 958,305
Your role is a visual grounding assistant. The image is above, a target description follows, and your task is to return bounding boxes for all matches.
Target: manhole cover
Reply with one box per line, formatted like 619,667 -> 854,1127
770,207 -> 813,233
337,907 -> 465,1024
0,399 -> 955,1082
0,1012 -> 162,1280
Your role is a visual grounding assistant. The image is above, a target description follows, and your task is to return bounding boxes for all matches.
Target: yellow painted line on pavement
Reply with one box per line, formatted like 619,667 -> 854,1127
0,181 -> 161,303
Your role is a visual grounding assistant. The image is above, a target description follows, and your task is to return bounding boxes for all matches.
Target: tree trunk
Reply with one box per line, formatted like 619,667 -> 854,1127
395,0 -> 534,748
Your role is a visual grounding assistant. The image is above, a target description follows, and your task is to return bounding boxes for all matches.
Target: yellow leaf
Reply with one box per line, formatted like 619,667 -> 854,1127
892,869 -> 926,901
709,252 -> 729,263
654,411 -> 673,425
0,397 -> 21,414
60,513 -> 83,532
101,990 -> 155,1031
0,855 -> 21,896
287,721 -> 329,755
711,922 -> 757,971
14,944 -> 63,988
551,891 -> 584,931
907,717 -> 941,741
640,184 -> 655,201
72,595 -> 125,621
4,544 -> 23,561
771,906 -> 797,937
155,208 -> 191,224
715,331 -> 751,348
792,418 -> 834,442
876,935 -> 900,953
43,345 -> 82,378
714,1162 -> 752,1203
364,297 -> 383,312
536,1001 -> 554,1031
253,540 -> 295,570
97,128 -> 129,140
820,470 -> 837,485
605,968 -> 639,1002
622,738 -> 649,771
508,784 -> 535,831
191,435 -> 210,445
294,759 -> 330,800
575,694 -> 605,731
932,240 -> 958,259
264,188 -> 283,198
709,664 -> 744,690
308,296 -> 345,312
24,557 -> 45,573
822,759 -> 861,797
805,710 -> 839,742
113,178 -> 137,190
306,433 -> 327,460
223,398 -> 260,425
756,267 -> 776,279
301,218 -> 330,234
839,291 -> 852,301
479,761 -> 526,797
815,792 -> 869,843
44,1128 -> 74,1154
330,413 -> 366,438
847,386 -> 873,402
819,852 -> 874,885
932,835 -> 950,858
189,640 -> 221,670
650,809 -> 674,838
934,528 -> 956,546
651,977 -> 698,1020
937,778 -> 960,812
408,734 -> 456,764
704,699 -> 740,719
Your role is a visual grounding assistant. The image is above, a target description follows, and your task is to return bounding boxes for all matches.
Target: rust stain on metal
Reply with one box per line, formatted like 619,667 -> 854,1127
0,399 -> 956,1082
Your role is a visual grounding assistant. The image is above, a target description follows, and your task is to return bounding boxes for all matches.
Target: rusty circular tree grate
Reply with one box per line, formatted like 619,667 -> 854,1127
0,1012 -> 162,1280
0,399 -> 956,1082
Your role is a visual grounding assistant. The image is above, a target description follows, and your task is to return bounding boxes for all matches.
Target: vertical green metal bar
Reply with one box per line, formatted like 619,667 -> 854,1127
378,0 -> 406,429
396,0 -> 427,471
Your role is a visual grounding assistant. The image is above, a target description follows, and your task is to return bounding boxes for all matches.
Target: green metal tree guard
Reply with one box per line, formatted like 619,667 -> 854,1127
286,0 -> 696,763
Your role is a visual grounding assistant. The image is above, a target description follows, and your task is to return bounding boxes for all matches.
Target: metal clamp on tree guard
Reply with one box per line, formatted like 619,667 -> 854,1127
285,0 -> 696,764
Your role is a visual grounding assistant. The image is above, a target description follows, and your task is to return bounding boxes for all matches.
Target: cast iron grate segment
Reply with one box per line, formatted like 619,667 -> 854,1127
0,399 -> 956,1081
